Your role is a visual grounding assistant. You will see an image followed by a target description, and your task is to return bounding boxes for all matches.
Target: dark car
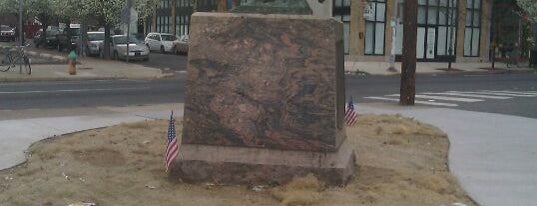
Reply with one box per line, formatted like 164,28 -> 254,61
34,26 -> 61,48
56,24 -> 81,52
0,25 -> 15,42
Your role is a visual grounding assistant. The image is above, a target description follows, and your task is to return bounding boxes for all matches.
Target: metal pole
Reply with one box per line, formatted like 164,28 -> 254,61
19,0 -> 23,74
400,0 -> 418,105
447,0 -> 454,70
126,0 -> 132,63
491,2 -> 495,70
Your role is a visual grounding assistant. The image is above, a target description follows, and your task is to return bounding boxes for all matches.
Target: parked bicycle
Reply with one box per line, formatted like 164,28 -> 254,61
0,46 -> 32,75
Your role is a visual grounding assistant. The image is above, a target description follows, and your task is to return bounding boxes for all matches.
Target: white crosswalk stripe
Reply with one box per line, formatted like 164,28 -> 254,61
362,90 -> 535,108
387,94 -> 483,102
364,96 -> 459,107
480,90 -> 537,95
453,91 -> 536,97
422,92 -> 512,99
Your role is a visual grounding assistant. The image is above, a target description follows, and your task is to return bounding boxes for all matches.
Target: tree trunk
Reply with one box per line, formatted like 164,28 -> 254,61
400,0 -> 418,105
104,24 -> 111,59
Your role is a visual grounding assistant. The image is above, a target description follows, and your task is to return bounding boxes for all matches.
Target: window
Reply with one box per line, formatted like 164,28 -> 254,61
333,0 -> 350,54
176,15 -> 190,36
436,0 -> 457,56
160,0 -> 170,9
176,0 -> 193,36
464,0 -> 481,57
157,16 -> 170,33
365,0 -> 386,55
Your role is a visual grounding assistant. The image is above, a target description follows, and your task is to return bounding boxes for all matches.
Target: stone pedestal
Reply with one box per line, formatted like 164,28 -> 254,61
172,12 -> 355,186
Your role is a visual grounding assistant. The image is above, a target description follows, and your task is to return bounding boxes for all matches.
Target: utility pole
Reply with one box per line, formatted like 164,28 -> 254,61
447,0 -> 454,70
18,0 -> 23,74
491,2 -> 495,70
125,0 -> 133,62
400,0 -> 418,105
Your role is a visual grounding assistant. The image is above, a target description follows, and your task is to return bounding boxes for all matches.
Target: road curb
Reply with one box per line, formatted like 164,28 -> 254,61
0,75 -> 167,83
0,45 -> 67,61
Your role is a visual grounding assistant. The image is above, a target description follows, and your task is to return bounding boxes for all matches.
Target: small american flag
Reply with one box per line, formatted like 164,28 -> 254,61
345,98 -> 358,126
165,111 -> 179,172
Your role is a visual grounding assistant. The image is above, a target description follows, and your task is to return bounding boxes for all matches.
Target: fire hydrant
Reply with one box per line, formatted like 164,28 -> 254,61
68,50 -> 77,75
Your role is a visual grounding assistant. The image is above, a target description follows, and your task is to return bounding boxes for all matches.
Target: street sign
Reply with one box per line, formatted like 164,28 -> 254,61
121,6 -> 130,24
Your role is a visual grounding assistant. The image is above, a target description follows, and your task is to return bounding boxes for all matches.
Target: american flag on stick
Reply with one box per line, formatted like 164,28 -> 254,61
165,111 -> 179,172
345,98 -> 358,126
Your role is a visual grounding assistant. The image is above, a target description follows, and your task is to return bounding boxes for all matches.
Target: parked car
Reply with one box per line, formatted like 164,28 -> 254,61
0,25 -> 15,42
85,31 -> 105,56
34,26 -> 61,48
108,35 -> 149,61
145,32 -> 177,53
56,24 -> 81,52
173,35 -> 189,55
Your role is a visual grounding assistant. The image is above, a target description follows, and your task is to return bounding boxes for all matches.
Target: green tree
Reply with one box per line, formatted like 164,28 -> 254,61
516,0 -> 537,21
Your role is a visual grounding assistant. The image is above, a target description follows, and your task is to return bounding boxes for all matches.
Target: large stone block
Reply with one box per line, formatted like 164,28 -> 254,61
183,12 -> 346,152
175,12 -> 354,186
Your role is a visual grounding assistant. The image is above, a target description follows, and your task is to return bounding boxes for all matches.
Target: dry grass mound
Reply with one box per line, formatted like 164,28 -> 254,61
270,174 -> 325,206
0,114 -> 475,206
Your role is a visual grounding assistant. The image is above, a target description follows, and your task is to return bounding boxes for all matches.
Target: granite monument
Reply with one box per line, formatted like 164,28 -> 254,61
171,7 -> 355,185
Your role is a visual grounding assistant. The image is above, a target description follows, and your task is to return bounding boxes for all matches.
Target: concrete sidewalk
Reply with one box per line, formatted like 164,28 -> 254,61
358,103 -> 537,206
1,103 -> 536,205
0,103 -> 183,170
345,61 -> 533,75
0,44 -> 167,82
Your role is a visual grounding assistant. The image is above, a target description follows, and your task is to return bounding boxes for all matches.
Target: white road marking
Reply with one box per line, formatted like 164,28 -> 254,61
364,96 -> 459,107
453,91 -> 536,97
481,90 -> 537,95
387,94 -> 483,102
422,92 -> 512,99
0,87 -> 150,94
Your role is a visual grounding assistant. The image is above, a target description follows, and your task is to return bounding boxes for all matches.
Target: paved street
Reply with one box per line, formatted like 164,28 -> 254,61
348,72 -> 537,118
1,72 -> 536,118
126,52 -> 188,72
0,77 -> 184,111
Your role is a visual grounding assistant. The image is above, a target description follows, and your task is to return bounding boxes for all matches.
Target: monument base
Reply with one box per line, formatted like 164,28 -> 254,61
169,142 -> 356,186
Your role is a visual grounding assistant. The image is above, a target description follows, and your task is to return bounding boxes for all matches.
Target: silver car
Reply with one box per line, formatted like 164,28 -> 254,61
173,35 -> 189,55
86,31 -> 104,56
110,35 -> 149,61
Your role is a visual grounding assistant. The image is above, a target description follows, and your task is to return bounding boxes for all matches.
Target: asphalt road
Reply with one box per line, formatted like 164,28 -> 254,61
1,72 -> 536,118
348,72 -> 537,118
131,51 -> 188,71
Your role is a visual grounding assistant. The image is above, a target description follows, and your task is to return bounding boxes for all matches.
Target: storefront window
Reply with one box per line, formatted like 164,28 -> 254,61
464,0 -> 481,57
395,0 -> 457,60
333,0 -> 350,54
176,0 -> 193,36
365,0 -> 386,55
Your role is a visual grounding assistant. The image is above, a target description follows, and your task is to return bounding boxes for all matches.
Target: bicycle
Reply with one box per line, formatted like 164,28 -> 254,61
0,46 -> 32,75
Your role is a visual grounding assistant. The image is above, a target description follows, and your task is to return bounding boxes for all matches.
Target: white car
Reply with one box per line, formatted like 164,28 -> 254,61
109,35 -> 149,61
145,32 -> 177,53
85,31 -> 104,56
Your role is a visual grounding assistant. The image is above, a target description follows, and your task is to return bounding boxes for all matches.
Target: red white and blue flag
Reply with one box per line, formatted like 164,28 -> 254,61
165,111 -> 179,172
345,98 -> 358,126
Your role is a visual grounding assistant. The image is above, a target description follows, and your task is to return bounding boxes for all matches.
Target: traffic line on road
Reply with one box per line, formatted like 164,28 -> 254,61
364,96 -> 459,107
452,91 -> 536,97
421,92 -> 512,99
387,94 -> 483,102
0,87 -> 150,94
480,90 -> 537,95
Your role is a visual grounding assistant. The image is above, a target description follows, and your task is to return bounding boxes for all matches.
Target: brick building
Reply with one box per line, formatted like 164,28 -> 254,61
147,0 -> 496,63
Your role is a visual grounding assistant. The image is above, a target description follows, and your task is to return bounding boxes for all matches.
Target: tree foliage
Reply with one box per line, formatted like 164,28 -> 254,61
516,0 -> 537,22
0,0 -> 157,26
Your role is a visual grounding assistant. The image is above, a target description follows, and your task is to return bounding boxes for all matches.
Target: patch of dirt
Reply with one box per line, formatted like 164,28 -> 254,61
0,115 -> 476,206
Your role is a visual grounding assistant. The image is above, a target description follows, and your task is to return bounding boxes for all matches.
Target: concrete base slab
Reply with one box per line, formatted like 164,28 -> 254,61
170,141 -> 356,186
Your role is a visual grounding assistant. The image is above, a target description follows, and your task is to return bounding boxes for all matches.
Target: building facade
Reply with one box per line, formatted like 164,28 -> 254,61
338,0 -> 492,63
147,0 -> 493,63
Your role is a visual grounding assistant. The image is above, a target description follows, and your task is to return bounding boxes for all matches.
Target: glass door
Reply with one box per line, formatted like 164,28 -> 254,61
426,27 -> 436,59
